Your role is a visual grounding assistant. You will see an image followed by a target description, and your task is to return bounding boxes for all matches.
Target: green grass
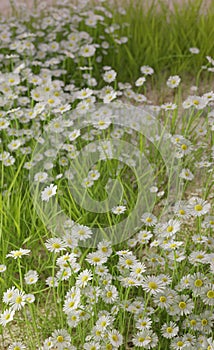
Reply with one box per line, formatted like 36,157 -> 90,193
100,0 -> 214,84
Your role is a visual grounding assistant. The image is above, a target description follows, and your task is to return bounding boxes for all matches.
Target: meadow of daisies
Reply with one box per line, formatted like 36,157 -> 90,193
0,0 -> 214,349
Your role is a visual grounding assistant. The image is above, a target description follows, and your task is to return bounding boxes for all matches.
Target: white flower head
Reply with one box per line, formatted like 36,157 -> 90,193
41,184 -> 57,202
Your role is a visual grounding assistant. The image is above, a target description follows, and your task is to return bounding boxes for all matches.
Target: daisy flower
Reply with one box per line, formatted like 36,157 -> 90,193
179,168 -> 194,180
103,69 -> 117,83
137,230 -> 153,244
0,264 -> 6,273
73,224 -> 93,241
10,290 -> 26,311
92,118 -> 111,130
132,329 -> 158,348
24,270 -> 39,284
136,317 -> 152,331
166,75 -> 181,88
108,329 -> 123,347
41,183 -> 57,202
135,76 -> 146,86
140,65 -> 154,75
189,272 -> 207,296
34,171 -> 48,183
102,285 -> 118,304
130,262 -> 146,278
68,129 -> 81,141
50,328 -> 71,349
76,269 -> 93,288
83,341 -> 100,350
141,213 -> 157,226
103,91 -> 117,103
66,311 -> 81,328
141,275 -> 165,295
162,219 -> 180,237
202,215 -> 214,229
8,342 -> 26,350
0,117 -> 9,129
161,321 -> 179,338
82,177 -> 94,188
187,197 -> 211,217
152,288 -> 176,309
188,250 -> 208,265
189,47 -> 200,54
88,169 -> 100,180
0,308 -> 15,327
75,88 -> 93,100
97,240 -> 112,257
46,276 -> 59,288
63,295 -> 81,314
6,248 -> 31,259
172,295 -> 194,316
173,200 -> 191,219
200,283 -> 214,306
25,294 -> 35,303
170,336 -> 188,350
196,310 -> 214,333
111,205 -> 126,215
86,251 -> 107,266
161,102 -> 177,111
45,238 -> 67,253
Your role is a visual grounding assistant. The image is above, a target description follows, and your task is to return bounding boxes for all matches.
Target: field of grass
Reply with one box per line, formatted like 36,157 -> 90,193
0,0 -> 214,349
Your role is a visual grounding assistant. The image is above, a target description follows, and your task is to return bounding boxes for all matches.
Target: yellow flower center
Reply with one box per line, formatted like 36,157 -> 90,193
138,337 -> 145,342
92,257 -> 101,262
106,345 -> 113,350
179,301 -> 186,309
207,290 -> 214,298
193,99 -> 199,105
194,279 -> 203,287
14,251 -> 23,257
146,217 -> 152,222
125,259 -> 133,265
57,335 -> 64,342
196,254 -> 204,259
78,230 -> 85,235
148,281 -> 158,290
81,275 -> 89,282
166,327 -> 173,333
112,334 -> 118,341
177,341 -> 184,347
194,204 -> 203,211
102,247 -> 108,253
15,296 -> 22,304
179,209 -> 185,215
52,243 -> 60,249
201,319 -> 208,326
